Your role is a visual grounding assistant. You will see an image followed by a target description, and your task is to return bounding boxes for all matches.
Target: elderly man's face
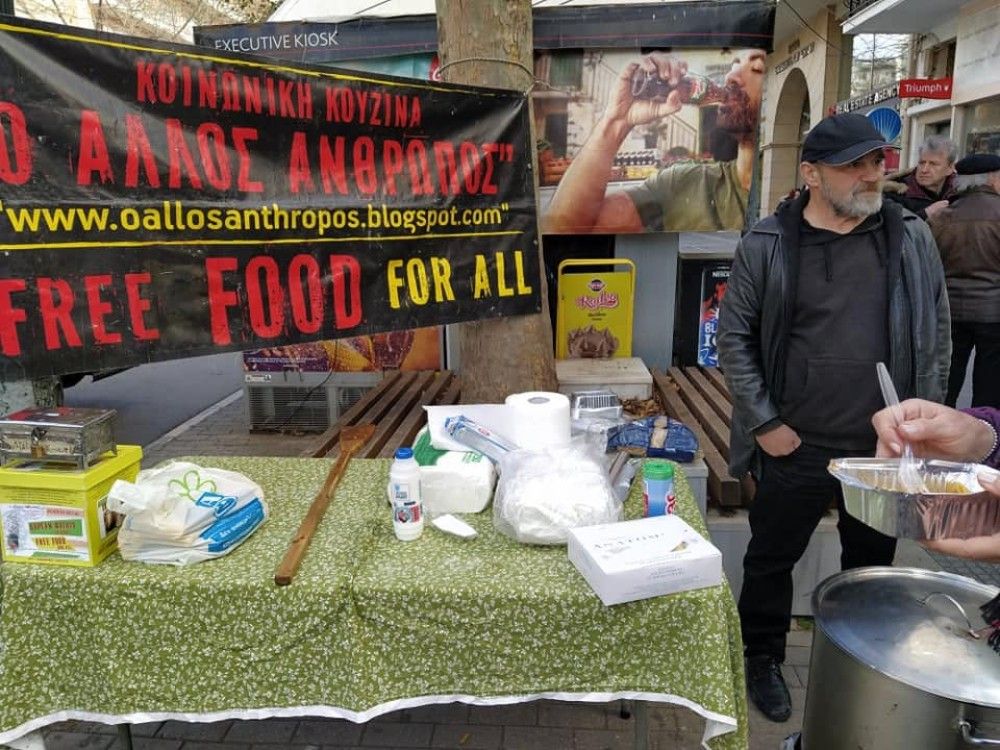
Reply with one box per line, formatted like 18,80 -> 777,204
718,49 -> 766,137
807,150 -> 886,220
915,149 -> 954,192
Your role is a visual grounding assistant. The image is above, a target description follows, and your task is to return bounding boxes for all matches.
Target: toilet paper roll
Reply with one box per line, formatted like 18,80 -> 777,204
504,391 -> 571,450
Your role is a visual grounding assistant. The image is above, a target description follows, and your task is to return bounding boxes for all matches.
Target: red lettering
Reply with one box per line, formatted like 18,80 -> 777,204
135,61 -> 156,102
288,255 -> 323,334
459,141 -> 483,194
481,144 -> 499,195
124,272 -> 159,341
246,256 -> 284,337
124,115 -> 160,188
157,62 -> 177,103
77,111 -> 114,186
288,132 -> 315,193
0,102 -> 33,185
232,127 -> 262,192
196,123 -> 231,190
205,257 -> 239,345
329,255 -> 362,329
382,139 -> 404,196
406,140 -> 433,196
0,279 -> 27,356
319,135 -> 348,194
165,118 -> 203,190
38,278 -> 82,350
432,141 -> 459,195
83,274 -> 121,345
354,137 -> 377,196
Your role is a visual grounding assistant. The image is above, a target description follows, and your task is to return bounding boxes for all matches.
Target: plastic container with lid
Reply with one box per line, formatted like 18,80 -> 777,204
643,460 -> 675,516
388,447 -> 424,541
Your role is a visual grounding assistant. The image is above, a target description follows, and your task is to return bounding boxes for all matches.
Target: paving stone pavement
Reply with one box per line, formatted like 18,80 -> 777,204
29,395 -> 890,749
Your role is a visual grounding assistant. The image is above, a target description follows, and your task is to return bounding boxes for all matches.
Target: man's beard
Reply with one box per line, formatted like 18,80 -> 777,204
819,176 -> 884,219
717,84 -> 758,140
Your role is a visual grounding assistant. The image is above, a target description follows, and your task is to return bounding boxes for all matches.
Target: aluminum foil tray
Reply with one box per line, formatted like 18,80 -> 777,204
829,458 -> 1000,541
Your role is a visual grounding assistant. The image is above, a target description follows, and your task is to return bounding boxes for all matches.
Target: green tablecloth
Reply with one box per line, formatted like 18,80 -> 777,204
0,457 -> 747,749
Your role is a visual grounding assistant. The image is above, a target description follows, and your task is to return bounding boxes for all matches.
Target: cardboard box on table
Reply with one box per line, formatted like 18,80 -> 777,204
568,514 -> 722,606
0,445 -> 142,567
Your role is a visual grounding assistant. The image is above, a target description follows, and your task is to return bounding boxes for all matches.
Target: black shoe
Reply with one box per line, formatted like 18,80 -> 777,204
746,655 -> 791,722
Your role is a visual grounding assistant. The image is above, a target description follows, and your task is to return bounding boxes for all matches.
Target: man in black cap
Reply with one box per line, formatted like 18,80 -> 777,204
929,153 -> 1000,408
717,113 -> 950,722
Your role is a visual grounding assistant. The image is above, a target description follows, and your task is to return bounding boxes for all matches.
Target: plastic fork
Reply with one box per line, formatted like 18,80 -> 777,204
875,362 -> 926,494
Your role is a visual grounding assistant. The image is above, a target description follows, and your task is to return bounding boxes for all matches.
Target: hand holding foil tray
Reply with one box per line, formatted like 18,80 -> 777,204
829,457 -> 1000,540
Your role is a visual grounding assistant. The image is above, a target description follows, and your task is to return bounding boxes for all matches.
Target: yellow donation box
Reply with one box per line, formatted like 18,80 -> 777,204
556,259 -> 635,358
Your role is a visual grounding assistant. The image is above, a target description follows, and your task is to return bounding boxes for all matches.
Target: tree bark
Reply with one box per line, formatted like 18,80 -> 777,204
435,0 -> 557,403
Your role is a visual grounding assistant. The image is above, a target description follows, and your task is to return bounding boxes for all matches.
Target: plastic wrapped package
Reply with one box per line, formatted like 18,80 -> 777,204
107,461 -> 267,565
493,439 -> 622,545
605,416 -> 699,461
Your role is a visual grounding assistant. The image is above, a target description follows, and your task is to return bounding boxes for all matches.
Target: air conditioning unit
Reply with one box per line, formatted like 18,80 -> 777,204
243,371 -> 383,432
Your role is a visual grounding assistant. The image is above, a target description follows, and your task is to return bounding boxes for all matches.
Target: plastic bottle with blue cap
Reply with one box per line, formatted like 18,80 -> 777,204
389,447 -> 424,541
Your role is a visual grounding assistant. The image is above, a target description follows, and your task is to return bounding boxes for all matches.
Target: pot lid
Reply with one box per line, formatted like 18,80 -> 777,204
814,567 -> 1000,707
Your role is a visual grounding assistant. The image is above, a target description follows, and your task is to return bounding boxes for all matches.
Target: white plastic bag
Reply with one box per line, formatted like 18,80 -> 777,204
107,461 -> 267,565
493,439 -> 622,545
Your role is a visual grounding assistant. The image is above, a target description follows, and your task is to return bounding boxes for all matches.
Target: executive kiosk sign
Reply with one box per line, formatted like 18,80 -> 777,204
0,18 -> 539,379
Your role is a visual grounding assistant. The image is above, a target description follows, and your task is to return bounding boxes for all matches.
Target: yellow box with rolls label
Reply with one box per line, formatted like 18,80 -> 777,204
0,445 -> 142,567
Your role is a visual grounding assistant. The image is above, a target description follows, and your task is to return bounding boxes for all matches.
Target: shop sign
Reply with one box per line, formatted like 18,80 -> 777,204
0,17 -> 539,379
899,78 -> 953,99
774,41 -> 815,75
835,83 -> 899,114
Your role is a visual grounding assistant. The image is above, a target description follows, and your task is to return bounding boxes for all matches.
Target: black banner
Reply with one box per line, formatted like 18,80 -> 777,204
194,2 -> 777,63
0,18 -> 538,379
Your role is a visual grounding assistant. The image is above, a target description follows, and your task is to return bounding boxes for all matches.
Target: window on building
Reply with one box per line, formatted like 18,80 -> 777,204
925,40 -> 956,80
548,51 -> 584,89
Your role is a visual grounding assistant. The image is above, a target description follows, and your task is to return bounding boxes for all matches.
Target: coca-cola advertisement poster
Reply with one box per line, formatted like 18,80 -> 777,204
538,48 -> 766,235
697,264 -> 731,367
0,18 -> 538,380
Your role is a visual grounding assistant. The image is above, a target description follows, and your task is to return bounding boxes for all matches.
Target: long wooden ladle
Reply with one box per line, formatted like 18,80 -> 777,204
274,423 -> 376,586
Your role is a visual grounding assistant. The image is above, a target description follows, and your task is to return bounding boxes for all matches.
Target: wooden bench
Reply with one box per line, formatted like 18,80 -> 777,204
301,370 -> 461,460
651,366 -> 754,508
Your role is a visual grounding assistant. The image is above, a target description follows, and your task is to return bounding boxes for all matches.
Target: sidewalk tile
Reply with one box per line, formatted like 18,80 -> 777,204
430,723 -> 502,749
40,732 -> 114,750
537,701 -> 606,729
293,719 -> 364,745
157,721 -> 232,742
501,726 -> 573,749
361,721 -> 434,747
466,704 -> 538,726
225,720 -> 299,744
574,728 -> 634,750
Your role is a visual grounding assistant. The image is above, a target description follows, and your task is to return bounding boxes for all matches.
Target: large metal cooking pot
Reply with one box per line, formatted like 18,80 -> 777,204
802,567 -> 1000,749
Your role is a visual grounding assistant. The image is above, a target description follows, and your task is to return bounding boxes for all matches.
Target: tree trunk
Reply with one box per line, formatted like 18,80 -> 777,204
435,0 -> 557,403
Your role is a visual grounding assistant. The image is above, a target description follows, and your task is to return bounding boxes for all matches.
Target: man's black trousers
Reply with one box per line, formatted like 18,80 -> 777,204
946,320 -> 1000,409
738,443 -> 897,660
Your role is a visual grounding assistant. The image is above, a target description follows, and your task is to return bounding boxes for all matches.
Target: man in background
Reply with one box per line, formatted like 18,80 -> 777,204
929,153 -> 1000,408
718,113 -> 950,722
544,49 -> 766,233
883,135 -> 957,220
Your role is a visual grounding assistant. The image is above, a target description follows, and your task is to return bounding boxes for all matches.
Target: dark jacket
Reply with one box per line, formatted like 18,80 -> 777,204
717,195 -> 951,478
929,186 -> 1000,323
883,170 -> 956,219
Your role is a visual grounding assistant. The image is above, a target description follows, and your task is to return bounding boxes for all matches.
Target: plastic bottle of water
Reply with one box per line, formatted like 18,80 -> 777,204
388,447 -> 424,541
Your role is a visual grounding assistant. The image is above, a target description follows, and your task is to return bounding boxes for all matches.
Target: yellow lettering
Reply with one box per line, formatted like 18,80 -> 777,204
406,258 -> 430,305
473,254 -> 492,298
513,250 -> 532,295
387,259 -> 405,309
495,251 -> 514,297
430,257 -> 455,302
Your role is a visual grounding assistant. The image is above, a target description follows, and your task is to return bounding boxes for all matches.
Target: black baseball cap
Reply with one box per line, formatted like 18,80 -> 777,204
801,113 -> 892,165
955,153 -> 1000,175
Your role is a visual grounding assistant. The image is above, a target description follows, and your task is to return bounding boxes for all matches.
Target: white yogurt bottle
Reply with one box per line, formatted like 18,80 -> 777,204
388,447 -> 424,541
